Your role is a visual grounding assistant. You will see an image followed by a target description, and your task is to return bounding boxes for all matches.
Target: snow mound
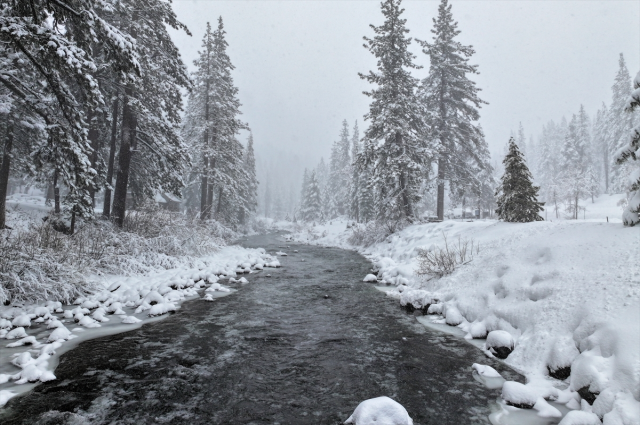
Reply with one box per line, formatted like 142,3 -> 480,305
121,316 -> 141,324
345,396 -> 413,425
444,306 -> 464,326
486,330 -> 515,359
558,410 -> 602,425
501,381 -> 538,408
472,363 -> 502,378
363,274 -> 378,282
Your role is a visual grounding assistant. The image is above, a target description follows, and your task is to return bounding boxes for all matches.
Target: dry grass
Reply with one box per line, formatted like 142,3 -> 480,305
0,206 -> 236,305
415,233 -> 479,280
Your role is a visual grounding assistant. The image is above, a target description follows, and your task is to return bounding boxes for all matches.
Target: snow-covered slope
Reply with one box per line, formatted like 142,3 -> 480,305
287,196 -> 639,424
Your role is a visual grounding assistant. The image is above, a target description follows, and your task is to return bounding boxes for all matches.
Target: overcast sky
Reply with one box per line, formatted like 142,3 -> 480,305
169,0 -> 639,169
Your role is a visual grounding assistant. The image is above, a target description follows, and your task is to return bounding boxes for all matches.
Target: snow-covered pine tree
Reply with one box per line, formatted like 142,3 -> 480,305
239,133 -> 259,224
418,0 -> 489,221
496,137 -> 544,222
358,0 -> 428,222
349,121 -> 361,221
593,103 -> 610,193
516,123 -> 527,159
327,120 -> 351,218
615,69 -> 640,226
110,0 -> 191,227
536,119 -> 566,218
607,54 -> 636,193
0,1 -> 138,229
301,171 -> 323,222
182,18 -> 247,225
559,107 -> 593,218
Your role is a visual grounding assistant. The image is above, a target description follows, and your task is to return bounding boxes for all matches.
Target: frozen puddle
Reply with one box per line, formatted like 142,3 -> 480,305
489,397 -> 572,425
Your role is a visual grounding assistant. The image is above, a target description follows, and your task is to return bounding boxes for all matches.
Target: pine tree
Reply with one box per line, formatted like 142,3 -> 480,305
358,0 -> 428,222
0,1 -> 138,229
349,121 -> 361,221
607,54 -> 636,193
182,18 -> 247,225
615,69 -> 640,226
496,138 -> 544,222
110,0 -> 191,227
301,171 -> 323,222
418,0 -> 489,221
593,103 -> 610,193
327,120 -> 351,218
239,133 -> 259,224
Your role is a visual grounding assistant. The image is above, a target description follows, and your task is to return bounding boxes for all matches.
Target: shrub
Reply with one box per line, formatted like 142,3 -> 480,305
415,233 -> 478,279
0,207 -> 236,305
347,219 -> 409,247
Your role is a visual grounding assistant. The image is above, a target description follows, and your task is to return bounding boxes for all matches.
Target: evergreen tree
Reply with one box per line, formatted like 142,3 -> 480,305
327,120 -> 351,218
358,0 -> 428,221
593,103 -> 610,193
496,137 -> 544,222
301,171 -> 322,222
349,121 -> 361,221
615,69 -> 640,226
607,54 -> 636,193
418,0 -> 489,221
0,1 -> 138,229
182,18 -> 247,225
110,0 -> 190,227
239,133 -> 259,224
516,122 -> 527,159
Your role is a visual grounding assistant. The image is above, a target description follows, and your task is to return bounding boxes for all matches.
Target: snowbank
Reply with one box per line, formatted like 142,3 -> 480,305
286,200 -> 639,423
0,245 -> 278,407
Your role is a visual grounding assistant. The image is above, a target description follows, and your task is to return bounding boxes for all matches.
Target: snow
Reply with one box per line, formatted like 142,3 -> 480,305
284,198 -> 639,422
363,274 -> 378,282
0,244 -> 278,407
473,363 -> 503,378
486,330 -> 515,353
345,396 -> 414,425
502,381 -> 539,407
558,410 -> 602,425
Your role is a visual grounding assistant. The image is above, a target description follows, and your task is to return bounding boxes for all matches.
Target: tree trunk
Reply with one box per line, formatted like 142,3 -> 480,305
0,124 -> 14,229
111,86 -> 137,227
603,146 -> 609,194
395,132 -> 412,220
206,157 -> 216,218
53,169 -> 60,214
437,158 -> 446,220
215,186 -> 223,217
69,209 -> 76,235
87,110 -> 100,208
103,97 -> 120,218
200,156 -> 209,219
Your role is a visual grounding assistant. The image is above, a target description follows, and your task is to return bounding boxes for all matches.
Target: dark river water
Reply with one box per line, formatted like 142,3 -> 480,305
1,232 -> 520,425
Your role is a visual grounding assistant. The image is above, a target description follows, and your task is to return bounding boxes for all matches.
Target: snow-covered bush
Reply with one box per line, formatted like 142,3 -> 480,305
0,209 -> 236,304
415,234 -> 478,279
348,219 -> 409,247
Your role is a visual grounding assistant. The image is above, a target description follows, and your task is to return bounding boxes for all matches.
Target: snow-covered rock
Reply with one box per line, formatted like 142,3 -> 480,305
5,327 -> 28,340
121,316 -> 141,324
444,306 -> 464,326
12,314 -> 32,328
486,330 -> 515,359
558,410 -> 602,425
345,396 -> 413,425
501,381 -> 538,409
47,326 -> 71,342
363,274 -> 378,282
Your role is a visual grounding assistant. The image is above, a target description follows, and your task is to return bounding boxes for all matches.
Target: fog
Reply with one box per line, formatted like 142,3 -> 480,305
169,0 -> 639,210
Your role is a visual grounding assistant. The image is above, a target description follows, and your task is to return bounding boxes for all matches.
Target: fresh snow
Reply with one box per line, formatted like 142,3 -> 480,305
0,245 -> 278,407
284,195 -> 639,423
345,396 -> 414,425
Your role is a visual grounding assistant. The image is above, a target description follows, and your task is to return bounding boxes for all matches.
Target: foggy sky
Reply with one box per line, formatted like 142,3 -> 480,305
169,0 -> 640,172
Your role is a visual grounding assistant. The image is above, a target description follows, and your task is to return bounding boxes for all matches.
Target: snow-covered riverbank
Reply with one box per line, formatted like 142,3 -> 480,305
0,244 -> 279,407
284,194 -> 640,424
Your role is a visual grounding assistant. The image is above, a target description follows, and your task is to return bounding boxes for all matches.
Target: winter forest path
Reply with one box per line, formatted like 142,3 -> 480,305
0,232 -> 521,425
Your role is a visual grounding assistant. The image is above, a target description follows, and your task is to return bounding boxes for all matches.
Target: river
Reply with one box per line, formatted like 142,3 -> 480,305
0,232 -> 521,424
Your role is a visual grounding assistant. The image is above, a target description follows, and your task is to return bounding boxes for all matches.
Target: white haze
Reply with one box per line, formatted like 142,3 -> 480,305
169,0 -> 639,209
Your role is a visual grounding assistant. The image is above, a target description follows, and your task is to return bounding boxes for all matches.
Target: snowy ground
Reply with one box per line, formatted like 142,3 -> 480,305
284,194 -> 640,425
